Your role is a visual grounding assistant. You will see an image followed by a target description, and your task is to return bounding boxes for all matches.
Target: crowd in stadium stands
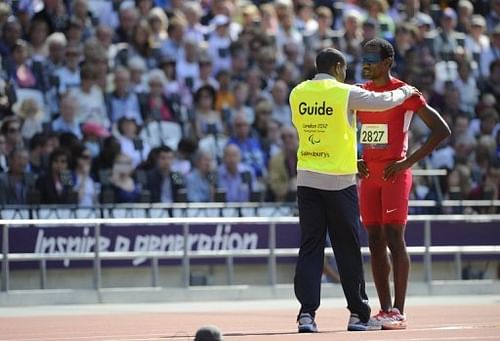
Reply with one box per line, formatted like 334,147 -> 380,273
0,0 -> 498,213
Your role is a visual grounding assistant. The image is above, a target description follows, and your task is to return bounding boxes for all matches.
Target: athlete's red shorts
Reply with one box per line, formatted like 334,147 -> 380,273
359,160 -> 412,226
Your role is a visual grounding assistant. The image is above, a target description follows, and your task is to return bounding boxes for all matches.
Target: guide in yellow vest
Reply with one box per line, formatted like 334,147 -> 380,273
290,48 -> 419,333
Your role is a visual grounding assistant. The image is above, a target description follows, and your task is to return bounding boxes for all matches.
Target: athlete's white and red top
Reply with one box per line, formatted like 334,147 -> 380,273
358,78 -> 426,162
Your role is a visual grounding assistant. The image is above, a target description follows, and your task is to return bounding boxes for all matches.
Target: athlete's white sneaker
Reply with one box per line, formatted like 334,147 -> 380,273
381,308 -> 407,330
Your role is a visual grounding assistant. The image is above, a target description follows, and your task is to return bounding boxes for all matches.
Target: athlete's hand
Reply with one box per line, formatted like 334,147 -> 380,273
383,159 -> 410,181
357,159 -> 369,178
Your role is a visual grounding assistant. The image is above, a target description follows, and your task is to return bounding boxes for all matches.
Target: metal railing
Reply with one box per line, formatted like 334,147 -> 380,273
1,214 -> 500,293
0,199 -> 499,220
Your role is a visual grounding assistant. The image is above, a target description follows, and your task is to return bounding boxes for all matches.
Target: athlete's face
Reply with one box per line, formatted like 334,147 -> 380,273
361,46 -> 390,80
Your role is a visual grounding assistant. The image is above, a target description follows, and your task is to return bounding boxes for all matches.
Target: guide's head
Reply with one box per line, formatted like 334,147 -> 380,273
315,48 -> 347,82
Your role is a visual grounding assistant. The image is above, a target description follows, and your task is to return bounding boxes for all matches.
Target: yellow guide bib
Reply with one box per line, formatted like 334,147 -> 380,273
290,79 -> 357,175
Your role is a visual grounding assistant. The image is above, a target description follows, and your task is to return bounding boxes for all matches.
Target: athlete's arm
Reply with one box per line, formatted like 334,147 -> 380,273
383,104 -> 451,180
347,85 -> 420,112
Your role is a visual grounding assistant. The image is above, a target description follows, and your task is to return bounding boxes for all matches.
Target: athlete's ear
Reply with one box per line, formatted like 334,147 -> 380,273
385,57 -> 394,68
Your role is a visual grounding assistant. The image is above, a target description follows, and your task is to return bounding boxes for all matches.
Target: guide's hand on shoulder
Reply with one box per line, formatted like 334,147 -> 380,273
400,85 -> 422,98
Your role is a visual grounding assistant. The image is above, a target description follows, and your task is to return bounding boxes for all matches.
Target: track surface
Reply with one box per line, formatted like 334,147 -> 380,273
0,295 -> 499,340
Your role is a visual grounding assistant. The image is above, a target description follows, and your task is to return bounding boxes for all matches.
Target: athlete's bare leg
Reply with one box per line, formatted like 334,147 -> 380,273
367,225 -> 392,311
385,224 -> 409,313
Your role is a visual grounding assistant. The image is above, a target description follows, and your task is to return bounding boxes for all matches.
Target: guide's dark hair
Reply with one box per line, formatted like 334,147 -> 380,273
315,48 -> 346,74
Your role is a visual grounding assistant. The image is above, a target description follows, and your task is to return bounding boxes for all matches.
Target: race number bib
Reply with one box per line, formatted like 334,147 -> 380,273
360,124 -> 388,144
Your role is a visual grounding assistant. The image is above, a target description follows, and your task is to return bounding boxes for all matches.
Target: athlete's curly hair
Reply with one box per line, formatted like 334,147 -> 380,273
364,38 -> 394,59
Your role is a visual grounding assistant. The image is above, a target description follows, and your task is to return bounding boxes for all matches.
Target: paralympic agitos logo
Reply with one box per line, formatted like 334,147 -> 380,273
308,134 -> 320,144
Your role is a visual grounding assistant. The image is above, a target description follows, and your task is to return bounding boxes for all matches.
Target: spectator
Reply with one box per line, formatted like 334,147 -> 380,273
175,37 -> 200,93
0,16 -> 22,65
479,24 -> 500,78
115,116 -> 150,168
486,0 -> 500,32
81,122 -> 110,158
9,39 -> 44,90
469,109 -> 500,140
480,60 -> 500,103
186,149 -> 216,202
251,99 -> 273,141
107,66 -> 143,125
468,160 -> 500,213
43,33 -> 68,82
227,82 -> 253,128
1,116 -> 23,154
171,137 -> 196,176
160,17 -> 186,61
244,67 -> 265,108
464,15 -> 489,66
71,63 -> 110,129
51,94 -> 82,139
135,0 -> 153,18
71,0 -> 95,41
193,85 -> 225,141
53,44 -> 82,93
28,19 -> 50,60
227,112 -> 267,180
453,58 -> 479,114
92,135 -> 121,181
120,19 -> 160,69
0,147 -> 33,205
31,0 -> 68,34
146,145 -> 186,203
434,7 -> 460,61
229,42 -> 249,83
13,98 -> 44,142
147,7 -> 168,44
0,133 -> 7,172
113,2 -> 139,44
364,0 -> 395,40
27,133 -> 50,177
35,147 -> 77,204
193,56 -> 218,92
216,143 -> 256,202
65,17 -> 85,46
267,125 -> 298,202
128,56 -> 148,94
108,152 -> 141,203
207,15 -> 233,74
73,145 -> 98,206
270,80 -> 292,127
182,2 -> 207,44
303,6 -> 336,52
214,69 -> 235,113
444,164 -> 473,202
140,69 -> 176,122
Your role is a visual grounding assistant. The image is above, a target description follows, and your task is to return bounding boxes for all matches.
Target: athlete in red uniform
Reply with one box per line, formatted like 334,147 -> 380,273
357,39 -> 451,330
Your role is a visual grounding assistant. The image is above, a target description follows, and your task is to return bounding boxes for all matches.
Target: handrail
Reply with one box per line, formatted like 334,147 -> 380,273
1,199 -> 499,210
1,214 -> 499,294
1,214 -> 500,226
